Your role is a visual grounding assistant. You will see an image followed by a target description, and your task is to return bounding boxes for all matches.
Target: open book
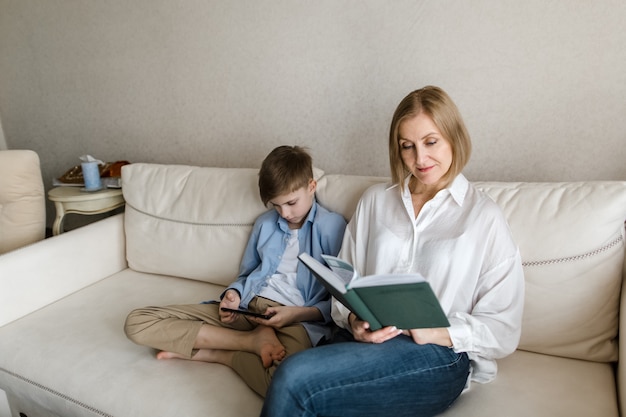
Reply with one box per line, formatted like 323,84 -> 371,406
299,253 -> 449,331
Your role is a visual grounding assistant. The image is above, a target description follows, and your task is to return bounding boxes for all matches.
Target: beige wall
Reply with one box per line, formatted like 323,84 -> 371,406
0,1 -> 625,226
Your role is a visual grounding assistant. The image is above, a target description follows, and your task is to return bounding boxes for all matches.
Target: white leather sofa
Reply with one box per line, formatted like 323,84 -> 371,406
1,162 -> 625,417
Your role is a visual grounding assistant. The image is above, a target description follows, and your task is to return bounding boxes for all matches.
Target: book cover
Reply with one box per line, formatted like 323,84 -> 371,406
299,253 -> 449,330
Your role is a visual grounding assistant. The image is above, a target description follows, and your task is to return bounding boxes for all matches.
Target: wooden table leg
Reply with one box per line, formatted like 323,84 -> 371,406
52,202 -> 66,236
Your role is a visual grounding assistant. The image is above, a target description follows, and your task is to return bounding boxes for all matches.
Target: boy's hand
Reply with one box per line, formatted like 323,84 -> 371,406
219,289 -> 241,323
248,305 -> 322,329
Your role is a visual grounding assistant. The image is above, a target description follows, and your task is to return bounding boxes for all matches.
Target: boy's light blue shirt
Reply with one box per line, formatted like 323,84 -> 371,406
226,199 -> 346,345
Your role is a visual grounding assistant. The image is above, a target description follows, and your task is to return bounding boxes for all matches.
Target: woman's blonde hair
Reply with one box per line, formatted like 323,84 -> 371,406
388,86 -> 472,188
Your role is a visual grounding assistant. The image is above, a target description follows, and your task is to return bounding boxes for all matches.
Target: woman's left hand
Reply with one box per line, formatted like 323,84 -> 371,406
349,313 -> 403,344
404,328 -> 453,347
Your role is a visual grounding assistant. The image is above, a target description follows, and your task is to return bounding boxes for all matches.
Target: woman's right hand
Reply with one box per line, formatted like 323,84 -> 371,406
349,313 -> 402,344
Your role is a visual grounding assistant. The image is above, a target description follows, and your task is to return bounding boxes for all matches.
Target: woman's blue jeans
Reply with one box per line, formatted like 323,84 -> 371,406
260,334 -> 469,417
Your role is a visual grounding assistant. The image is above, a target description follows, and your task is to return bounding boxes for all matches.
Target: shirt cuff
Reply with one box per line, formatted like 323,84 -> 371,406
331,298 -> 352,331
446,319 -> 473,352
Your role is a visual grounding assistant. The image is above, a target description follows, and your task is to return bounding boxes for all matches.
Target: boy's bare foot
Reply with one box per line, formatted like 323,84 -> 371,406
157,349 -> 235,366
156,351 -> 187,360
253,326 -> 286,368
157,326 -> 285,368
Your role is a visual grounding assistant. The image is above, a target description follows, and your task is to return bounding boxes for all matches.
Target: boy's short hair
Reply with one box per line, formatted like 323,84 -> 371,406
259,145 -> 314,205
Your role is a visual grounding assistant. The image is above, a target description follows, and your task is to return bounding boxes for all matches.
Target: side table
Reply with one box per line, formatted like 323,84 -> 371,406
48,187 -> 125,235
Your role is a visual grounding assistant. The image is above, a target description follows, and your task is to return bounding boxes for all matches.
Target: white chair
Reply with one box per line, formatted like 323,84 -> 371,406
0,150 -> 46,254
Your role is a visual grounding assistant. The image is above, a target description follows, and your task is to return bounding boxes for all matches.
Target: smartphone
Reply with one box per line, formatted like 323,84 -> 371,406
220,307 -> 274,320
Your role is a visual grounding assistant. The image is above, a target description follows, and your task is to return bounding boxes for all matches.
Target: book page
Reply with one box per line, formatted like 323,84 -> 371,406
348,273 -> 426,289
299,253 -> 348,295
321,255 -> 357,286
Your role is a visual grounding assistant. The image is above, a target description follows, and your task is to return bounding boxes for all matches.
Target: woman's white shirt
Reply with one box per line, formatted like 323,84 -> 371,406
332,174 -> 525,384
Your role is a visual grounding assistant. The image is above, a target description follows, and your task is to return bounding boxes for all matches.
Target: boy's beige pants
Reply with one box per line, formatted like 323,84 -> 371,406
124,296 -> 311,397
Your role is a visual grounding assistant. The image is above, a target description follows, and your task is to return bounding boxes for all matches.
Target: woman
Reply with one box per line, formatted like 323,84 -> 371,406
260,86 -> 525,417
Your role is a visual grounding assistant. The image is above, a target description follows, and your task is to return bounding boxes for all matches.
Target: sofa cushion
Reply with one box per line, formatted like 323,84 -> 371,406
1,267 -> 617,417
316,174 -> 387,221
122,163 -> 325,286
475,181 -> 626,362
0,269 -> 263,417
122,164 -> 270,285
440,350 -> 618,417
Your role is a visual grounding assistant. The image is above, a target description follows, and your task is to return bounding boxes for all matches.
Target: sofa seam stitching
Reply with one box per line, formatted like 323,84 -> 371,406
125,203 -> 254,227
522,233 -> 623,267
0,366 -> 113,417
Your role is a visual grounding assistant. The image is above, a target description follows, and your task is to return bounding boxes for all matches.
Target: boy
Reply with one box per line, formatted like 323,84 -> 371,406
124,145 -> 346,397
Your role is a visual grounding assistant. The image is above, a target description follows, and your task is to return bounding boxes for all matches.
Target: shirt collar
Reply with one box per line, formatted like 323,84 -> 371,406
448,174 -> 469,206
396,173 -> 469,207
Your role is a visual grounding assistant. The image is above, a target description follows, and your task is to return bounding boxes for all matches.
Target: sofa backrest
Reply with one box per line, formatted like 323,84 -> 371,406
123,164 -> 266,283
318,174 -> 626,362
122,163 -> 626,363
474,181 -> 625,363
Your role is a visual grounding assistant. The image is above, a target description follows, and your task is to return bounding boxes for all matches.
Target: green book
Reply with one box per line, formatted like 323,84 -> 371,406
299,253 -> 450,331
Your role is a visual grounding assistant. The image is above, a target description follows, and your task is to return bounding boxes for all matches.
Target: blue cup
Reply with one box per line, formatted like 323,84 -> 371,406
81,161 -> 102,191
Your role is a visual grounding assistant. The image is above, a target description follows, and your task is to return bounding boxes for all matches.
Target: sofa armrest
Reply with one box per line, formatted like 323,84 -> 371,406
0,214 -> 127,327
618,233 -> 626,416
